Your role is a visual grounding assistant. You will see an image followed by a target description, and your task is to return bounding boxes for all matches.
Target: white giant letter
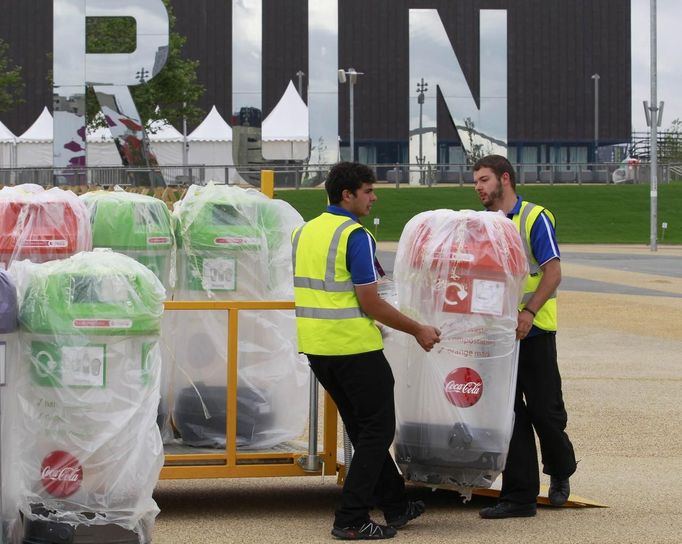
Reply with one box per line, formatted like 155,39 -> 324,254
409,9 -> 507,181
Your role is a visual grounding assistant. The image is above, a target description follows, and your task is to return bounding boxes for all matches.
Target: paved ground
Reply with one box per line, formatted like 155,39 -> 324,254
153,244 -> 682,544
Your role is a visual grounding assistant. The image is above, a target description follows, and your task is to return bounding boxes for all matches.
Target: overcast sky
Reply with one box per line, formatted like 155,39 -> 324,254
631,0 -> 680,132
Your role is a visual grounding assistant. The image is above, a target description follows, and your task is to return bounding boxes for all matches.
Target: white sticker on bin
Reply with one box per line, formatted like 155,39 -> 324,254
470,279 -> 505,316
23,239 -> 68,248
72,319 -> 133,329
202,258 -> 236,290
62,345 -> 105,387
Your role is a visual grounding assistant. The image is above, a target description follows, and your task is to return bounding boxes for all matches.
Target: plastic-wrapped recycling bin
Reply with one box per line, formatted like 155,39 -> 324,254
385,209 -> 528,496
4,251 -> 165,543
80,189 -> 176,441
80,189 -> 175,289
166,183 -> 308,449
0,186 -> 91,270
0,270 -> 18,544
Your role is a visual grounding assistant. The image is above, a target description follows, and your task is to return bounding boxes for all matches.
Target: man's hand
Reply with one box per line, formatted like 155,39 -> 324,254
415,325 -> 441,352
355,283 -> 441,351
516,309 -> 534,340
516,257 -> 561,340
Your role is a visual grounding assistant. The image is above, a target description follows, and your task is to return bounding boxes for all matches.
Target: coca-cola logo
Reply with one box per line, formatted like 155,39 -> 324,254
444,367 -> 483,407
40,450 -> 83,498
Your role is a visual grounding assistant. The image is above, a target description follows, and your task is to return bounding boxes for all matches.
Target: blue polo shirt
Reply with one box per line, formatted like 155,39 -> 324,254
326,205 -> 380,285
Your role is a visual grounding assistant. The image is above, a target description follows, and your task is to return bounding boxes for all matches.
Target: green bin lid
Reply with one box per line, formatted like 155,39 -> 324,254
81,190 -> 173,251
18,250 -> 165,336
173,184 -> 281,252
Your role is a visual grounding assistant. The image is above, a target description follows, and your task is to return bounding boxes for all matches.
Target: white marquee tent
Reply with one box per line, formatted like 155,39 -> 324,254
87,122 -> 185,167
16,107 -> 53,167
147,118 -> 184,166
14,108 -> 186,168
0,119 -> 16,168
187,105 -> 235,183
9,99 -> 311,181
262,81 -> 309,160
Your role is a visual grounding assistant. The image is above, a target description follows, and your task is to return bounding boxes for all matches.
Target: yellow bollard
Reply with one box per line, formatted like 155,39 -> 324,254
260,169 -> 274,199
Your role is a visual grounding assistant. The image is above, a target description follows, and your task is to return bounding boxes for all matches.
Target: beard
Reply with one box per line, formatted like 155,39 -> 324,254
481,179 -> 504,208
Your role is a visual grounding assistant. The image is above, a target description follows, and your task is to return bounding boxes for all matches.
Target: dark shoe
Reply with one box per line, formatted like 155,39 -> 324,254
479,501 -> 537,519
549,476 -> 571,507
385,499 -> 426,528
331,520 -> 397,540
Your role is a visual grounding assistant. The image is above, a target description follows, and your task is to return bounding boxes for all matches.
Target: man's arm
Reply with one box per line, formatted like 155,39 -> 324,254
355,283 -> 441,351
516,257 -> 561,339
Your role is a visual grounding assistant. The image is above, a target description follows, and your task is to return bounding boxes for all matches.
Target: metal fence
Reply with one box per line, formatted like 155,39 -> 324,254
381,162 -> 675,187
0,162 -> 677,189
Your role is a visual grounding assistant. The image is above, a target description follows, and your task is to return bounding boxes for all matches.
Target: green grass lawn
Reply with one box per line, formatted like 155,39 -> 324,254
275,183 -> 682,244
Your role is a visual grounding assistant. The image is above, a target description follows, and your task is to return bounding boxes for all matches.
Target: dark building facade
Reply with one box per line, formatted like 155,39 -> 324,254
1,0 -> 630,166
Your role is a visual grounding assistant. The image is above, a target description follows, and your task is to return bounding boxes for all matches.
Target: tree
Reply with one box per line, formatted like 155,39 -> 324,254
462,117 -> 484,164
0,38 -> 25,113
85,0 -> 204,131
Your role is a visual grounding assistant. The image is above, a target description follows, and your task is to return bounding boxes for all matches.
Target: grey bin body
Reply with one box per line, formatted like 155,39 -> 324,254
0,270 -> 18,544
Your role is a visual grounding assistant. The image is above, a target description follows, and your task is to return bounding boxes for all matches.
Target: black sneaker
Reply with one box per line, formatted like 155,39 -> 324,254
548,476 -> 571,507
385,500 -> 426,528
331,520 -> 397,540
479,501 -> 537,519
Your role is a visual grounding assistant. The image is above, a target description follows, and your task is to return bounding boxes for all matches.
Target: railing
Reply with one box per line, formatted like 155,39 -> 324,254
0,162 -> 677,189
159,300 -> 340,480
668,165 -> 682,181
381,162 -> 675,186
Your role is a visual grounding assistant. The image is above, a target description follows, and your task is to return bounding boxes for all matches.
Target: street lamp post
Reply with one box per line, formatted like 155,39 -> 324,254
338,68 -> 363,162
135,67 -> 149,84
650,0 -> 658,252
299,65 -> 322,474
591,74 -> 600,162
416,78 -> 429,183
182,101 -> 188,174
296,70 -> 306,99
337,66 -> 366,474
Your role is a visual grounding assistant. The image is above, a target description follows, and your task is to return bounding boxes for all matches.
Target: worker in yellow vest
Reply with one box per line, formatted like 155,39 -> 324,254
473,155 -> 577,519
292,162 -> 441,540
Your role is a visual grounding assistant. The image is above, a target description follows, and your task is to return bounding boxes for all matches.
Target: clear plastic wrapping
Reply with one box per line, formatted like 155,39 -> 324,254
0,269 -> 17,333
81,188 -> 176,445
0,270 -> 19,543
80,187 -> 175,292
3,250 -> 166,543
163,183 -> 309,450
0,185 -> 92,270
385,209 -> 528,497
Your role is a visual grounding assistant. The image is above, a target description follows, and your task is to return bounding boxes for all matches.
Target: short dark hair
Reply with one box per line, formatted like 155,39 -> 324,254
325,162 -> 377,204
473,154 -> 516,189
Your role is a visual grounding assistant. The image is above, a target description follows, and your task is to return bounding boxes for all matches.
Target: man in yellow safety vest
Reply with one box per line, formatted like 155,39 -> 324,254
473,155 -> 577,519
292,162 -> 441,540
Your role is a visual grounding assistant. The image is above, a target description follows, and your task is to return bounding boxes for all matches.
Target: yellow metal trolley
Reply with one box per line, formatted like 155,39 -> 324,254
159,300 -> 341,481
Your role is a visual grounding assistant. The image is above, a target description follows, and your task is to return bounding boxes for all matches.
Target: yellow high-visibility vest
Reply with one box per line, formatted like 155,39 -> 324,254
512,201 -> 558,331
292,212 -> 383,355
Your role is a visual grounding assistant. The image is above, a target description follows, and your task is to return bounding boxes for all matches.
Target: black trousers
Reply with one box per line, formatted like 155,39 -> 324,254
501,333 -> 577,504
307,350 -> 407,527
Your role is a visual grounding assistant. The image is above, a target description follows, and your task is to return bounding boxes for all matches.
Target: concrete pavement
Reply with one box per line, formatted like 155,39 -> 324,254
153,244 -> 682,544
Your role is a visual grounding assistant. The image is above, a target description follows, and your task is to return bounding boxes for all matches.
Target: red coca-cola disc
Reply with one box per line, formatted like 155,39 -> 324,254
444,367 -> 483,407
40,450 -> 83,498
